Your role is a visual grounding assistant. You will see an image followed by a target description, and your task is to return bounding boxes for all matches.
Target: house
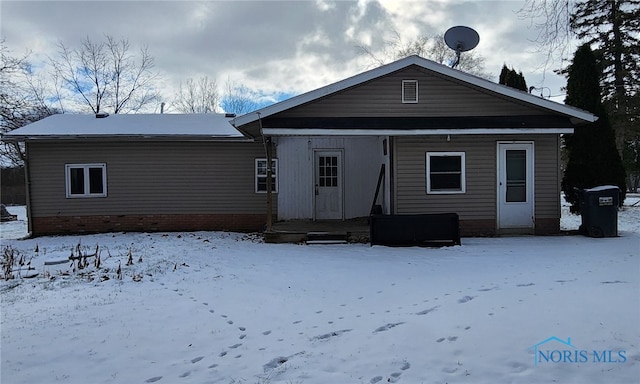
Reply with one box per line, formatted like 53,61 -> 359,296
3,113 -> 271,235
3,55 -> 595,237
230,55 -> 595,236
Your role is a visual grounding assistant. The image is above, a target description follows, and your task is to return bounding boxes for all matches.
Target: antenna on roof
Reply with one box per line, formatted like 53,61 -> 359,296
444,26 -> 480,69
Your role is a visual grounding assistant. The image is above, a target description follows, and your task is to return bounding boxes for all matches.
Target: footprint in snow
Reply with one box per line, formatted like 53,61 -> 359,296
436,337 -> 446,343
262,330 -> 272,335
389,372 -> 402,382
312,329 -> 352,340
458,296 -> 475,303
208,309 -> 215,314
145,377 -> 162,383
370,375 -> 383,383
179,371 -> 190,378
219,351 -> 227,357
238,327 -> 246,331
190,356 -> 204,363
227,320 -> 234,325
239,334 -> 246,339
401,362 -> 410,370
416,306 -> 439,315
208,364 -> 218,369
264,356 -> 289,371
229,343 -> 242,349
292,320 -> 302,324
373,322 -> 405,333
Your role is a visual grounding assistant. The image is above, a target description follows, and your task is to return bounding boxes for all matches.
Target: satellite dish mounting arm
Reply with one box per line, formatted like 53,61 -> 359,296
452,44 -> 462,69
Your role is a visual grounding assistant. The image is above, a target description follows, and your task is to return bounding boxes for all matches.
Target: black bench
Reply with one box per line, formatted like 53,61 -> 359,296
370,213 -> 461,247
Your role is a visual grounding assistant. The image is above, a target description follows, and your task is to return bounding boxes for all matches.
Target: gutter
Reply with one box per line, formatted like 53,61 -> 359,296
2,135 -> 256,142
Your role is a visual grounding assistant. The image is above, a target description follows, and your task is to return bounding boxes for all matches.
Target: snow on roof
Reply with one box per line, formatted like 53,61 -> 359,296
231,55 -> 597,128
3,113 -> 248,141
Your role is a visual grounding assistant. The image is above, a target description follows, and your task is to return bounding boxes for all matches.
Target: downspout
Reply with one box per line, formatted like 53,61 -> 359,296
23,141 -> 33,237
256,112 -> 274,232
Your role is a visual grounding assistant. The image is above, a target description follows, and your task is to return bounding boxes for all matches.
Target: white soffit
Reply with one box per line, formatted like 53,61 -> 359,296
261,128 -> 574,136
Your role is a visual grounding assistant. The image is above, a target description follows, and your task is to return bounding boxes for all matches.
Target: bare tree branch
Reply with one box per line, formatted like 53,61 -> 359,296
173,76 -> 219,113
1,39 -> 57,166
357,30 -> 492,79
49,35 -> 160,114
221,78 -> 258,115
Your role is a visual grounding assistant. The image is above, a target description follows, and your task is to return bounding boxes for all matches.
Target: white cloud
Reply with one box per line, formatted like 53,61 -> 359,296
1,0 -> 571,109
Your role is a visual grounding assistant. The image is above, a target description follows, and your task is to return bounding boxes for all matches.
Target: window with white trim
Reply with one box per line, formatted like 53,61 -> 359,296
255,158 -> 278,193
402,80 -> 418,103
426,152 -> 466,194
65,163 -> 107,198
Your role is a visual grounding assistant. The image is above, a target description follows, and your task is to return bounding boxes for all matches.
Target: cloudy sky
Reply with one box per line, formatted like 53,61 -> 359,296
1,0 -> 577,112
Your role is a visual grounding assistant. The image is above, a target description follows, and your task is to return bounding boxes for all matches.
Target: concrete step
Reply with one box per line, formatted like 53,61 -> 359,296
306,231 -> 348,245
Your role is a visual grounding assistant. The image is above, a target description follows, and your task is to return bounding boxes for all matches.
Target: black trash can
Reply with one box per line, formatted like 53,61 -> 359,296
578,186 -> 620,238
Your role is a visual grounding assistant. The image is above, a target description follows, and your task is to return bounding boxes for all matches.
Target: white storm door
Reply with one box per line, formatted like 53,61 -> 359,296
498,143 -> 534,229
314,150 -> 343,220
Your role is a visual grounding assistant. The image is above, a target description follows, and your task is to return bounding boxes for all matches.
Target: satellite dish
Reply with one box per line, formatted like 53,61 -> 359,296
444,26 -> 480,69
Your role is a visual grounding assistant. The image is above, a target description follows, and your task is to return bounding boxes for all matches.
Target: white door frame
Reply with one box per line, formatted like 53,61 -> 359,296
496,141 -> 535,232
313,149 -> 344,220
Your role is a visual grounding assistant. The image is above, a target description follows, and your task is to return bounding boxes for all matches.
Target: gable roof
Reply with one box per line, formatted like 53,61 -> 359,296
231,55 -> 596,129
3,113 -> 249,142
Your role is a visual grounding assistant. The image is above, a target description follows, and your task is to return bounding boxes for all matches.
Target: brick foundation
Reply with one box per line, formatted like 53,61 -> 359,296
459,218 -> 560,236
31,214 -> 267,236
460,219 -> 497,237
534,218 -> 560,235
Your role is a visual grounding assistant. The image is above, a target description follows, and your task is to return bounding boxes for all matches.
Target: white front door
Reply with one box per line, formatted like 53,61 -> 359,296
497,142 -> 534,231
314,150 -> 343,220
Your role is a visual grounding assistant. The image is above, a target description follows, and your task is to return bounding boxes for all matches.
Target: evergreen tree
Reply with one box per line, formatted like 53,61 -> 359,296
498,64 -> 528,91
561,44 -> 626,212
518,0 -> 639,174
571,0 -> 640,153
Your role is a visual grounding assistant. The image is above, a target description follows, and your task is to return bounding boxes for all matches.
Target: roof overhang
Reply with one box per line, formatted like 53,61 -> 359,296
2,134 -> 254,142
232,55 -> 597,129
262,128 -> 574,136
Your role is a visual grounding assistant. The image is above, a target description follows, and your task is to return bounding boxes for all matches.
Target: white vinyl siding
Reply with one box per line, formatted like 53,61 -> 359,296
255,158 -> 278,193
65,163 -> 107,198
426,152 -> 466,194
275,136 -> 383,220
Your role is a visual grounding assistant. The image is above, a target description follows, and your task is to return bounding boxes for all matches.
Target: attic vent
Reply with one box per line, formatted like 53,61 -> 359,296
402,80 -> 418,103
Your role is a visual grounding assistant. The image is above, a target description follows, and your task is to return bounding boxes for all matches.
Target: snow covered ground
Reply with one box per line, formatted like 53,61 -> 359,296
1,198 -> 639,384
